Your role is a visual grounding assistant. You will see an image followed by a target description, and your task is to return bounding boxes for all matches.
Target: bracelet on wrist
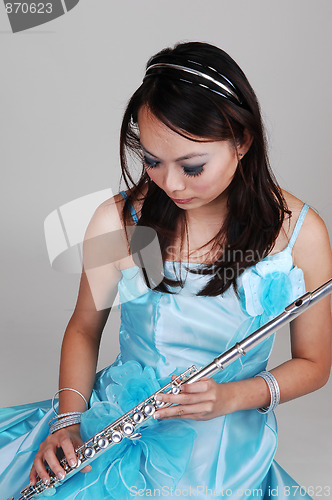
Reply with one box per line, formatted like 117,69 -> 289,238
49,414 -> 82,434
52,387 -> 89,416
49,387 -> 89,434
254,370 -> 280,414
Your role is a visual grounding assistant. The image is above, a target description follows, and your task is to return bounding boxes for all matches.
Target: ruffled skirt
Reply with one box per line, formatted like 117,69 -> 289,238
0,361 -> 312,500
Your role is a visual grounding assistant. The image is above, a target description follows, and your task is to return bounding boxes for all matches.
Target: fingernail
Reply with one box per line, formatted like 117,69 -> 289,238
57,471 -> 65,480
42,478 -> 50,485
155,394 -> 162,401
69,459 -> 77,467
153,412 -> 160,419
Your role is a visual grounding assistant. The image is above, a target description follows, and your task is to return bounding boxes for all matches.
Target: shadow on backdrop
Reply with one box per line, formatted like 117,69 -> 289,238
4,0 -> 80,33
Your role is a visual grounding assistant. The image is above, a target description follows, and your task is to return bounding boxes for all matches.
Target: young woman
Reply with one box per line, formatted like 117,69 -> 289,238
1,42 -> 331,500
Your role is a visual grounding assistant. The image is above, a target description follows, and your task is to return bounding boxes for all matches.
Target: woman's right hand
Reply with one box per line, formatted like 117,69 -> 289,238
29,424 -> 91,486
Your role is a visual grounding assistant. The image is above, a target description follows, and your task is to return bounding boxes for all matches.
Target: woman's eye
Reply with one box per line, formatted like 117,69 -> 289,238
143,155 -> 205,177
183,165 -> 204,177
143,156 -> 160,168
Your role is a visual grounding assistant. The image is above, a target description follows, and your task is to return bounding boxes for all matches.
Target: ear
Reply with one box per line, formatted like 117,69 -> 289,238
237,129 -> 253,159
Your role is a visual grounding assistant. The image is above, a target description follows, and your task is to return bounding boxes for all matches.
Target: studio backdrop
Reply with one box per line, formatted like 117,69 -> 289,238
1,1 -> 331,497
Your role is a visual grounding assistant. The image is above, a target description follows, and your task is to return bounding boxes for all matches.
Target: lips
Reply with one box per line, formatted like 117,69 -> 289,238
171,198 -> 194,204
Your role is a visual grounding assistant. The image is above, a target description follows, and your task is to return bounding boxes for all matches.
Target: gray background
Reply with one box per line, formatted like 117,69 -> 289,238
0,1 -> 331,497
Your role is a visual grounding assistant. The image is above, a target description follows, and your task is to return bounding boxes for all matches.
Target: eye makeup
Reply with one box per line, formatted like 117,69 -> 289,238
143,155 -> 205,178
182,165 -> 204,177
143,155 -> 160,169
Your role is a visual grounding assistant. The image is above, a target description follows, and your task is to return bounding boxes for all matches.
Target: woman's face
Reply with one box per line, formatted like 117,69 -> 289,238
137,106 -> 243,217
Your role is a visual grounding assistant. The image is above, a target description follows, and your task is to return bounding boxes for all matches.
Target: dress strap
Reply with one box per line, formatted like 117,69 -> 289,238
120,190 -> 139,225
288,203 -> 309,250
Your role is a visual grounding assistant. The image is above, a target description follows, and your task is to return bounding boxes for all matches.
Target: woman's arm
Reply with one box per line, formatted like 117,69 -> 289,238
154,208 -> 332,420
30,197 -> 126,484
264,208 -> 332,400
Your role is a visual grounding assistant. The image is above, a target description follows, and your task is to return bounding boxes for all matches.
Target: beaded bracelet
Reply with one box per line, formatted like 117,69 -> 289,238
48,411 -> 82,425
49,413 -> 82,434
254,371 -> 280,414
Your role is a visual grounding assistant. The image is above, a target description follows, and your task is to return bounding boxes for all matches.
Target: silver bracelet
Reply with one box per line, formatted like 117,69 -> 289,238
52,387 -> 89,416
49,414 -> 82,434
254,370 -> 280,414
48,411 -> 82,425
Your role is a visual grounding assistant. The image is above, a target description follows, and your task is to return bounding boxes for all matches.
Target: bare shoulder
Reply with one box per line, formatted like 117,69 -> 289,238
281,190 -> 332,288
280,190 -> 306,233
103,186 -> 147,228
282,189 -> 330,251
281,190 -> 328,242
82,194 -> 129,272
85,193 -> 126,240
84,190 -> 146,271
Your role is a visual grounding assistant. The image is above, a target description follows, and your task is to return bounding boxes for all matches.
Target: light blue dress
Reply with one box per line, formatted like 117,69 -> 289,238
0,200 -> 312,500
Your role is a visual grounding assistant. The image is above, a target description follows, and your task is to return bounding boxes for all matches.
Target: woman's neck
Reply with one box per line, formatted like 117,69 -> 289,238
185,190 -> 228,226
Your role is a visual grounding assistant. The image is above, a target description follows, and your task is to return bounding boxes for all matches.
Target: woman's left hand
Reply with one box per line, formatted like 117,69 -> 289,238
153,376 -> 235,421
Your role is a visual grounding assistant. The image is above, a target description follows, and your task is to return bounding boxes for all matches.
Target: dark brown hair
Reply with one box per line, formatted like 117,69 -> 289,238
119,41 -> 290,295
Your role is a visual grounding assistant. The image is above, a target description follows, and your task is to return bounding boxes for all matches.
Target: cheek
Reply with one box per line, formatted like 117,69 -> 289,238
191,179 -> 213,193
192,173 -> 231,194
145,169 -> 160,184
202,161 -> 237,192
192,172 -> 236,197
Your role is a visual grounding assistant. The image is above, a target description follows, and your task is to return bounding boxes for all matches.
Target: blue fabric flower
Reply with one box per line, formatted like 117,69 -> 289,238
238,249 -> 305,322
105,362 -> 160,412
78,360 -> 197,499
259,271 -> 292,317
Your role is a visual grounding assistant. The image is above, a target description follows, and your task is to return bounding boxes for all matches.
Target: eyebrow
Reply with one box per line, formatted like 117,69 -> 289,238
140,144 -> 208,162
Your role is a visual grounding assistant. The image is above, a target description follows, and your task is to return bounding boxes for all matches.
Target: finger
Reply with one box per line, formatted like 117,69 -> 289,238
43,448 -> 66,481
80,465 -> 92,473
154,402 -> 210,420
71,441 -> 92,473
155,391 -> 201,406
162,412 -> 208,420
60,436 -> 79,469
29,464 -> 38,486
181,379 -> 211,393
32,455 -> 52,485
60,438 -> 92,473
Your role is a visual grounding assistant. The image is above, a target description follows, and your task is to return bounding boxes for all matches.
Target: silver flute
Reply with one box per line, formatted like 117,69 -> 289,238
9,278 -> 332,500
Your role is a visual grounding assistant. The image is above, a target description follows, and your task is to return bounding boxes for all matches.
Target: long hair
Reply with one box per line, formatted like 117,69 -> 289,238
119,42 -> 290,296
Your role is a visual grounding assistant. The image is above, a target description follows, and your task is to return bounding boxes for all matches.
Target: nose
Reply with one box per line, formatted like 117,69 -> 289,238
163,165 -> 186,194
